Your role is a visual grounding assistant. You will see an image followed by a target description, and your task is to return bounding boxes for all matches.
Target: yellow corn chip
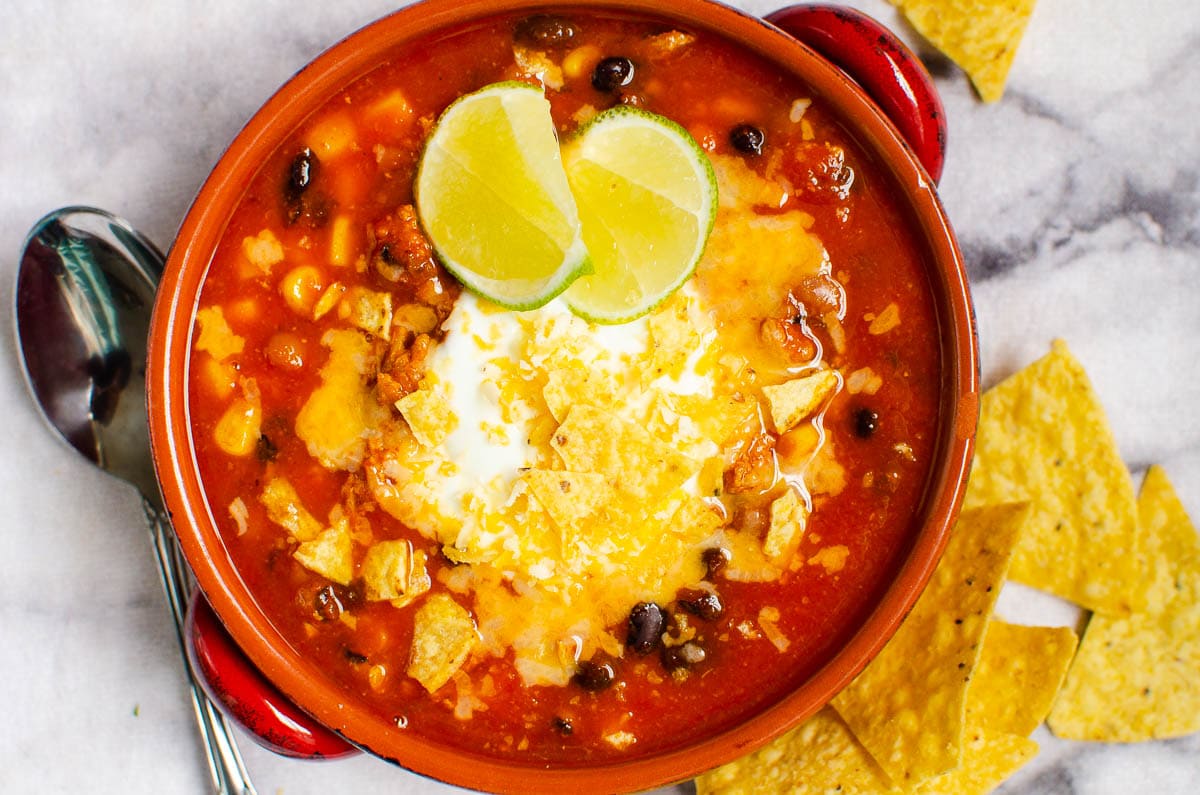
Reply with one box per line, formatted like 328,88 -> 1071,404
830,503 -> 1027,785
293,516 -> 354,586
965,340 -> 1142,614
763,486 -> 809,566
395,381 -> 457,449
524,469 -> 614,530
1048,466 -> 1200,741
407,593 -> 479,693
910,728 -> 1038,795
890,0 -> 1038,102
551,405 -> 695,503
695,707 -> 896,795
966,620 -> 1077,736
260,476 -> 323,542
361,539 -> 431,607
761,369 -> 839,434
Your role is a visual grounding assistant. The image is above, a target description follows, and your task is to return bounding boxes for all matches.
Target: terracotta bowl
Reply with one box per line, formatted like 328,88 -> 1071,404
148,0 -> 978,791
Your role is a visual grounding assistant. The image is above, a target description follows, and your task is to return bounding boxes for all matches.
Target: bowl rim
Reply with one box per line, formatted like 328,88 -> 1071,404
147,0 -> 979,791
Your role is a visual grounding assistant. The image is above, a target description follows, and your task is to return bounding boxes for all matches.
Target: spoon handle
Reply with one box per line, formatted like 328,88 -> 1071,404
143,497 -> 259,795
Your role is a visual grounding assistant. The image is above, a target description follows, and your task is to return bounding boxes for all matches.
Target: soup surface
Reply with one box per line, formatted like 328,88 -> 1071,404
188,9 -> 941,763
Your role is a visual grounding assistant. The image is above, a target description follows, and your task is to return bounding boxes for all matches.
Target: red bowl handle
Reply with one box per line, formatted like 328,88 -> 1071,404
185,593 -> 359,759
765,4 -> 946,183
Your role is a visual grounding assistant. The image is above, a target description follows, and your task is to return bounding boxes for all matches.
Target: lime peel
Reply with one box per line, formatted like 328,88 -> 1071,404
414,82 -> 589,311
562,105 -> 718,324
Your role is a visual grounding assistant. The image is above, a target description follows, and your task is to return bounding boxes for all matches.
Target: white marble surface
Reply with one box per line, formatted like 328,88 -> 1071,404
2,0 -> 1198,793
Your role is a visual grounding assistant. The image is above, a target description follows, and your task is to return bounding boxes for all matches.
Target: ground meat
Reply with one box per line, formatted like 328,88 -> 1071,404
368,205 -> 457,320
723,433 -> 777,494
377,332 -> 436,405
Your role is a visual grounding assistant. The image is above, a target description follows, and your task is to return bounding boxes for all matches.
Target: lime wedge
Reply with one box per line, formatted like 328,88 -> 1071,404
561,106 -> 718,324
415,82 -> 589,310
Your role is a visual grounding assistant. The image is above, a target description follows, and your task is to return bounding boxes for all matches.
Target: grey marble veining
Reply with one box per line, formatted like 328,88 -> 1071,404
2,1 -> 1198,793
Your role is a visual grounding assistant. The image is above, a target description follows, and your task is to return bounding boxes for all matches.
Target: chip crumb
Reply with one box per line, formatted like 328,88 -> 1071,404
227,497 -> 249,536
867,302 -> 901,335
808,544 -> 850,574
603,730 -> 638,750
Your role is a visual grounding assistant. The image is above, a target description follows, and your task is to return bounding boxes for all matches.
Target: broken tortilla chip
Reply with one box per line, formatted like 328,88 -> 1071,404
890,0 -> 1038,102
407,593 -> 480,693
551,405 -> 695,503
761,369 -> 840,434
292,517 -> 354,586
695,707 -> 896,794
966,620 -> 1077,736
965,340 -> 1142,614
1048,466 -> 1200,741
830,502 -> 1027,785
525,469 -> 614,531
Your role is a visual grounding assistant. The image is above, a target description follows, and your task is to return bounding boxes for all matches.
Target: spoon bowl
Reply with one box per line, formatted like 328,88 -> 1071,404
14,207 -> 354,789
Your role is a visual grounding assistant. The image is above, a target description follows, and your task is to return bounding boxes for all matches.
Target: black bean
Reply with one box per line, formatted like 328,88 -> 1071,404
702,547 -> 730,579
551,716 -> 574,736
730,124 -> 765,156
627,602 -> 666,655
854,407 -> 879,438
314,585 -> 343,621
514,15 -> 579,48
592,56 -> 635,92
286,148 -> 318,200
255,433 -> 278,463
679,590 -> 724,621
573,658 -> 617,692
661,641 -> 707,671
343,648 -> 368,664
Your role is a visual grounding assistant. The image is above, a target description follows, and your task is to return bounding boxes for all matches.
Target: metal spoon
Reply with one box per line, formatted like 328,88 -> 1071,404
15,207 -> 258,795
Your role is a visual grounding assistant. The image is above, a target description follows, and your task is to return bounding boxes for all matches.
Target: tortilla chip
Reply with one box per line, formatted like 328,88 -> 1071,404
965,340 -> 1142,614
407,593 -> 479,693
695,707 -> 896,794
525,469 -> 614,530
260,477 -> 323,542
395,381 -> 456,449
761,369 -> 839,434
293,517 -> 354,586
551,405 -> 695,502
966,620 -> 1077,736
1048,466 -> 1200,741
890,0 -> 1038,102
763,487 -> 809,566
910,728 -> 1038,795
361,540 -> 431,607
830,503 -> 1027,785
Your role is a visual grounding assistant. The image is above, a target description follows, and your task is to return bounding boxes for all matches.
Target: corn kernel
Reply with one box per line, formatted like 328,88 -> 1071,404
306,113 -> 356,160
368,664 -> 388,691
329,215 -> 356,267
312,282 -> 346,320
214,396 -> 261,457
562,44 -> 601,80
280,265 -> 325,315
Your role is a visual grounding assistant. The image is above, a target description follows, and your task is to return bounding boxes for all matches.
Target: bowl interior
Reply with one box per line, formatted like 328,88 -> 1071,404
148,1 -> 977,791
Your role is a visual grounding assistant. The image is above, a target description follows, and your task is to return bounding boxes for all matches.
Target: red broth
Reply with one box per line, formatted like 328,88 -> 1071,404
187,10 -> 940,763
